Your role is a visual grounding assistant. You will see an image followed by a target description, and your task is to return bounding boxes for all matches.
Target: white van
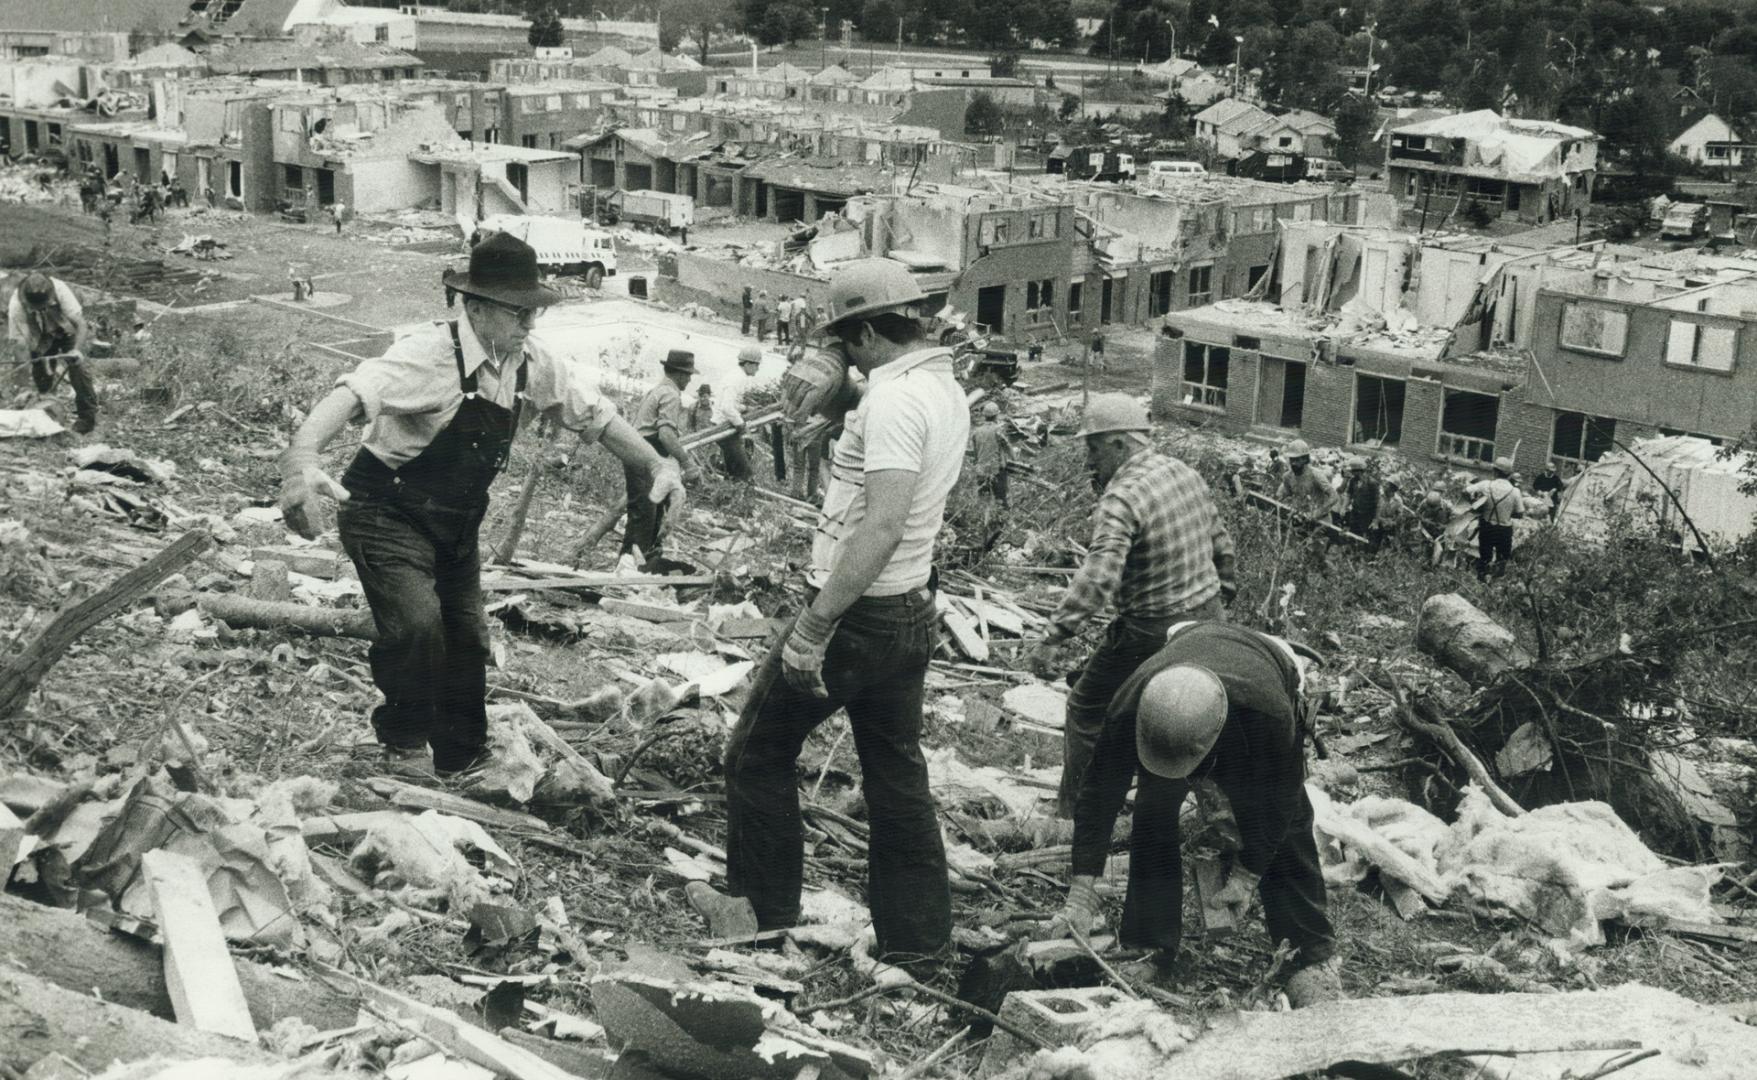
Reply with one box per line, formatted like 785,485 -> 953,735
1148,160 -> 1207,177
476,214 -> 618,288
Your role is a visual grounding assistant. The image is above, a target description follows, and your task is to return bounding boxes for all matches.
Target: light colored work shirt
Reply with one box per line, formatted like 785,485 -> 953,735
338,306 -> 615,469
634,378 -> 686,440
971,421 -> 1012,477
1466,477 -> 1522,526
810,347 -> 969,596
716,369 -> 775,427
1278,465 -> 1336,517
7,277 -> 83,352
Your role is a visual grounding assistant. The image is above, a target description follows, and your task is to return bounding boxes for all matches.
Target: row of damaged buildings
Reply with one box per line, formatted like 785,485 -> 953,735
673,173 -> 1363,340
1155,223 -> 1755,476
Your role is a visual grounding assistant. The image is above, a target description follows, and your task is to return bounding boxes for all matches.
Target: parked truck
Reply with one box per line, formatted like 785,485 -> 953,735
602,189 -> 695,233
1660,202 -> 1709,242
476,214 -> 617,288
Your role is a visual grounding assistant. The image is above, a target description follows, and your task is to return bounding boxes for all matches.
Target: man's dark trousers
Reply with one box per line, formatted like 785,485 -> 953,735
338,499 -> 489,771
1057,597 -> 1223,816
1477,522 -> 1514,581
1122,742 -> 1335,970
30,335 -> 99,427
724,590 -> 950,959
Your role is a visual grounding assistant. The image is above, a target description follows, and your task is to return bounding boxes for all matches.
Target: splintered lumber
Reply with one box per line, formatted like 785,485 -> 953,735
751,485 -> 820,515
196,593 -> 377,639
249,543 -> 340,579
0,892 -> 361,1030
0,528 -> 213,718
600,596 -> 700,624
569,498 -> 629,566
1415,592 -> 1535,685
343,970 -> 582,1080
139,849 -> 257,1041
482,572 -> 715,592
938,598 -> 990,663
492,459 -> 545,565
0,967 -> 278,1075
364,777 -> 553,833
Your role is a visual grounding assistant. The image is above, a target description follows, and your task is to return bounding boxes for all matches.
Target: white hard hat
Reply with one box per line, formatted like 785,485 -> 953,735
1286,439 -> 1312,459
1077,393 -> 1151,437
822,258 -> 927,332
1135,664 -> 1228,778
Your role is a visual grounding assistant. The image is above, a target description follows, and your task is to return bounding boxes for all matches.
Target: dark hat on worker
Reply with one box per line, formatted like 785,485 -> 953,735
663,349 -> 697,374
19,272 -> 55,307
442,231 -> 559,310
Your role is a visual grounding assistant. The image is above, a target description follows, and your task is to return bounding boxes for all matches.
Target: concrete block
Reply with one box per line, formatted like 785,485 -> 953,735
980,986 -> 1132,1076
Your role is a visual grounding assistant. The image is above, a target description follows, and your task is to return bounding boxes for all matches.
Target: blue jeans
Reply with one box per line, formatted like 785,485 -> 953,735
723,590 -> 950,959
1057,598 -> 1224,817
338,498 -> 490,771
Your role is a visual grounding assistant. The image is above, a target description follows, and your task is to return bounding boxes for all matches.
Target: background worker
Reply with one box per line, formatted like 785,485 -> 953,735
277,233 -> 684,775
1338,456 -> 1379,538
8,272 -> 99,433
714,346 -> 771,482
627,350 -> 705,568
970,400 -> 1014,506
722,259 -> 968,972
1052,620 -> 1340,1006
1466,456 -> 1522,582
1277,439 -> 1335,524
1024,394 -> 1236,817
756,289 -> 774,342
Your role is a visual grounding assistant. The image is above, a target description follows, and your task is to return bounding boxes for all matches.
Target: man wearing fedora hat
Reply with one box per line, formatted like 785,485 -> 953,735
277,232 -> 685,776
625,349 -> 705,567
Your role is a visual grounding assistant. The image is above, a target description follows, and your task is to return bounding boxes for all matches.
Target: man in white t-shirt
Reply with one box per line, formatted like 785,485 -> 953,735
721,259 -> 968,972
8,273 -> 98,433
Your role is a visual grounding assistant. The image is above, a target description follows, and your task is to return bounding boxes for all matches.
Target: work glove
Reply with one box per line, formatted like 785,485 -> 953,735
278,450 -> 349,541
1024,637 -> 1066,680
1046,875 -> 1101,939
1212,865 -> 1260,925
781,605 -> 839,699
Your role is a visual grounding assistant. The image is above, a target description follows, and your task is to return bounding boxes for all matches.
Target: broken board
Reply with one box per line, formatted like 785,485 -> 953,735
139,848 -> 257,1042
937,596 -> 989,662
250,544 -> 342,579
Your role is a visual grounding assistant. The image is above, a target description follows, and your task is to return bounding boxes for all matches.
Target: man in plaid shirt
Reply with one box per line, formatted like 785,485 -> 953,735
1025,394 -> 1236,816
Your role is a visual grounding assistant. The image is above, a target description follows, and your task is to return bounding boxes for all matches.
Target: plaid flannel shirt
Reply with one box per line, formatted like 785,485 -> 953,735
1049,450 -> 1234,640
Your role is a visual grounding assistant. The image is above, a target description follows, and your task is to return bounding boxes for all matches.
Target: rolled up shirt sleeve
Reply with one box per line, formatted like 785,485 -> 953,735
336,337 -> 451,425
1050,494 -> 1134,639
525,345 -> 617,439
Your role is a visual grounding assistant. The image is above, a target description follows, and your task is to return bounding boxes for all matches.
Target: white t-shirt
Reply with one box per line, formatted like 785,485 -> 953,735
810,347 -> 969,596
7,278 -> 83,350
1466,477 -> 1522,526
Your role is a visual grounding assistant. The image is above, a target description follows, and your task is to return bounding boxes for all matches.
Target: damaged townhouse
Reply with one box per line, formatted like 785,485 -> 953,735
1156,221 -> 1757,476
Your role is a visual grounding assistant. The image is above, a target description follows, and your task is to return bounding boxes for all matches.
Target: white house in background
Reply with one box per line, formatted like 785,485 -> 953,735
1193,98 -> 1273,159
1146,58 -> 1228,108
284,0 -> 418,48
1668,110 -> 1750,169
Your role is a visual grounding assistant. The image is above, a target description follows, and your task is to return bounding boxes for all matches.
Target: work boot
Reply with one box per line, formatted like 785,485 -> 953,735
72,414 -> 96,435
1283,957 -> 1343,1008
684,881 -> 759,939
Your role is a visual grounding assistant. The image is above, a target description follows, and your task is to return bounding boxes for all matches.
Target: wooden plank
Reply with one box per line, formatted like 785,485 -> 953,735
938,602 -> 990,663
363,778 -> 553,833
1192,857 -> 1237,938
599,597 -> 701,624
139,849 -> 257,1042
341,971 -> 582,1080
482,573 -> 715,593
0,529 -> 213,718
249,544 -> 341,579
196,594 -> 377,640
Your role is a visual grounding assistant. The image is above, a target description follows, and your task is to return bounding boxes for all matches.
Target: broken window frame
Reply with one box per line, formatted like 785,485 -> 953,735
1557,301 -> 1629,358
1436,386 -> 1500,464
1664,317 -> 1738,374
1068,280 -> 1084,320
1550,411 -> 1617,466
1148,269 -> 1175,317
1353,373 -> 1405,448
1187,264 -> 1213,306
1182,341 -> 1230,411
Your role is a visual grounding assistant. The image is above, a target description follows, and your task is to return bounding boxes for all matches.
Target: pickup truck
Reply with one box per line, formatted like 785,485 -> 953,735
1660,202 -> 1709,241
476,214 -> 617,287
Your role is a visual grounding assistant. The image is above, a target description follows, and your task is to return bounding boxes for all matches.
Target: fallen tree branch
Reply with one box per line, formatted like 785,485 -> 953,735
492,459 -> 545,565
1383,675 -> 1525,817
0,528 -> 213,717
196,593 -> 377,639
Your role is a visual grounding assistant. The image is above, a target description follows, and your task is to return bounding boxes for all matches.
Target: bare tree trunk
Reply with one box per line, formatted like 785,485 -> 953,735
1416,592 -> 1535,685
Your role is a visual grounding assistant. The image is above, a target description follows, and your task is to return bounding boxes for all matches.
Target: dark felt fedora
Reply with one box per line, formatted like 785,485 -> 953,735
442,231 -> 559,310
663,349 -> 696,374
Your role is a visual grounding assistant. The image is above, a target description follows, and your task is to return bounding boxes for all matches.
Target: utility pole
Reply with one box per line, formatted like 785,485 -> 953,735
897,16 -> 902,59
1364,21 -> 1376,98
1234,35 -> 1243,98
820,7 -> 828,72
1167,18 -> 1175,62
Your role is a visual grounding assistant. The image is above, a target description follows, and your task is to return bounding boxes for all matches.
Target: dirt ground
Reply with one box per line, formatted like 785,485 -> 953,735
1,195 -> 1754,1079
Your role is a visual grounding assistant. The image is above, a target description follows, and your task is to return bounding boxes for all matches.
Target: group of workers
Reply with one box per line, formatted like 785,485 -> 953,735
1268,438 -> 1548,582
269,231 -> 1339,1008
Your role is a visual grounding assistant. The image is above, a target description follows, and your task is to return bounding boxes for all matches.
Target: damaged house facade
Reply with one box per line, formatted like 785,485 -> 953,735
1156,223 -> 1757,476
1385,110 -> 1599,226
